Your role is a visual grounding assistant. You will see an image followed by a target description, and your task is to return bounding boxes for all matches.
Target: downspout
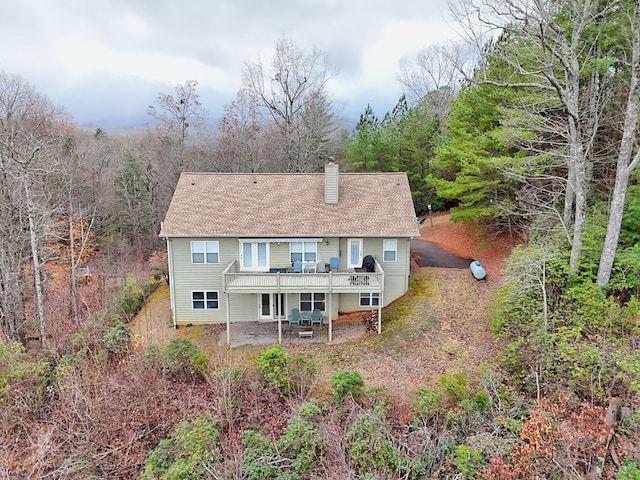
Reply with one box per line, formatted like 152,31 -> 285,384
377,260 -> 384,334
327,271 -> 334,343
406,239 -> 411,293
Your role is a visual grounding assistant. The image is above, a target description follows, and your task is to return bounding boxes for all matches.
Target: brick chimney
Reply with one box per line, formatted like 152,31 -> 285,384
324,157 -> 339,204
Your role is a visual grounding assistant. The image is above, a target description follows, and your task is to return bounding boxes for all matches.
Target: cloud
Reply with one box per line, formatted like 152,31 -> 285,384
0,0 -> 456,129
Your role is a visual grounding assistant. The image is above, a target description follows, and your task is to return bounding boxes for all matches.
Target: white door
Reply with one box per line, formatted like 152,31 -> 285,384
347,238 -> 363,268
259,293 -> 286,321
242,242 -> 269,271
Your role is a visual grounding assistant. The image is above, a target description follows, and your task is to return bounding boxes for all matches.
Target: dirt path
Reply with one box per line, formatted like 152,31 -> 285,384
130,283 -> 175,348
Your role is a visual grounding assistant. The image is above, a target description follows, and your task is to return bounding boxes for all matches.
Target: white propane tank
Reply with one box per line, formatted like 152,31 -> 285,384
470,260 -> 486,280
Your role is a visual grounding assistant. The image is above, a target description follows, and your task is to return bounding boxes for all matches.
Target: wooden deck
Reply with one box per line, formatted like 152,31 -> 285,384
223,262 -> 383,293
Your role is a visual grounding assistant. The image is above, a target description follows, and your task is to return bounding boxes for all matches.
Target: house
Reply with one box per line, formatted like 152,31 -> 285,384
159,161 -> 419,343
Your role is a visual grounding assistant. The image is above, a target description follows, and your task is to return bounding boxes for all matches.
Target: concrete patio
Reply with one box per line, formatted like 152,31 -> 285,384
217,319 -> 368,347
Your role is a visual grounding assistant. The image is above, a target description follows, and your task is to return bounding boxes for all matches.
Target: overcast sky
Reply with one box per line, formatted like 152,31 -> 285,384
0,0 -> 458,130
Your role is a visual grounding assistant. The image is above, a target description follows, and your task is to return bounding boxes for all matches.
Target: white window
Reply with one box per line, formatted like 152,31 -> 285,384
383,239 -> 397,262
359,292 -> 380,307
290,242 -> 317,264
241,242 -> 269,271
191,241 -> 219,264
300,292 -> 325,311
192,291 -> 219,310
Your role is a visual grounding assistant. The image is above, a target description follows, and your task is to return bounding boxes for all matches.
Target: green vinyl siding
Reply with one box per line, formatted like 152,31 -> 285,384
169,237 -> 234,323
166,235 -> 411,325
267,243 -> 291,270
379,238 -> 411,304
226,293 -> 258,322
338,293 -> 365,312
359,237 -> 410,305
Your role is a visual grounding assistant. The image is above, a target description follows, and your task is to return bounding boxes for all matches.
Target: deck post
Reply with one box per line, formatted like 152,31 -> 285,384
226,293 -> 231,344
328,292 -> 333,342
277,293 -> 282,344
378,292 -> 383,334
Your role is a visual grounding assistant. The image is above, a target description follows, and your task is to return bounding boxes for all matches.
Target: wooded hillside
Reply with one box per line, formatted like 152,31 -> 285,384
2,1 -> 640,476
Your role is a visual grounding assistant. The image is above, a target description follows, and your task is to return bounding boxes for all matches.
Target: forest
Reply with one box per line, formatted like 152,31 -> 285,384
2,0 -> 640,478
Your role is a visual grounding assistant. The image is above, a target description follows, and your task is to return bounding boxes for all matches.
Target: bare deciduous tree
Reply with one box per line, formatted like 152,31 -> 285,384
397,42 -> 470,125
243,37 -> 339,172
0,71 -> 72,346
214,89 -> 265,172
145,81 -> 209,240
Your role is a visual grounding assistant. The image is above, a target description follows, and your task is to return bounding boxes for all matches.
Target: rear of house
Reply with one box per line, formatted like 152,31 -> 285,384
159,162 -> 419,342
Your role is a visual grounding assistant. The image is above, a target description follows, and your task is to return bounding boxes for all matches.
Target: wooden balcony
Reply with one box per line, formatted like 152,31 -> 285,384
222,260 -> 384,293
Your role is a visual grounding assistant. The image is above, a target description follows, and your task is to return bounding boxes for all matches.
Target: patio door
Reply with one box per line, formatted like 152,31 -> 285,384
347,238 -> 363,268
259,293 -> 286,321
241,242 -> 269,271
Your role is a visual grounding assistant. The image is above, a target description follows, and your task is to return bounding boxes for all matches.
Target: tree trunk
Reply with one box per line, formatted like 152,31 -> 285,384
597,169 -> 632,286
69,200 -> 80,325
567,114 -> 588,272
563,159 -> 576,230
24,179 -> 48,348
596,1 -> 640,287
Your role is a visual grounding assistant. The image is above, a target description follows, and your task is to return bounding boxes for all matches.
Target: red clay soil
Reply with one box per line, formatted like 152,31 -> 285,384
413,212 -> 513,275
322,212 -> 513,328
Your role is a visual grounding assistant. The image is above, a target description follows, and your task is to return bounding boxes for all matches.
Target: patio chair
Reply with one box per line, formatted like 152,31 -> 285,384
293,260 -> 302,273
329,257 -> 339,271
311,308 -> 323,326
289,308 -> 301,325
301,310 -> 312,325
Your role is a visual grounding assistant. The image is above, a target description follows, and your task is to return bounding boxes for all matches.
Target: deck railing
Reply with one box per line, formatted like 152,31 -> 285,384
222,259 -> 384,293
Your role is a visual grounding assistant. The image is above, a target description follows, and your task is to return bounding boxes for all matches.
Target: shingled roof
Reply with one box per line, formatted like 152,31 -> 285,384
159,171 -> 419,238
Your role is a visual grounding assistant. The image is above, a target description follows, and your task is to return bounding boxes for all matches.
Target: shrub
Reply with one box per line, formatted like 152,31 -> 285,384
620,184 -> 640,246
413,386 -> 442,419
471,389 -> 492,411
101,322 -> 131,359
163,338 -> 210,380
438,372 -> 469,404
278,417 -> 324,472
242,416 -> 323,478
255,344 -> 290,394
113,276 -> 161,322
617,458 -> 640,479
610,244 -> 640,303
141,413 -> 219,479
331,370 -> 364,403
0,341 -> 49,403
255,345 -> 317,398
298,398 -> 327,421
241,430 -> 278,480
347,411 -> 425,478
454,444 -> 485,478
617,350 -> 640,396
287,354 -> 318,399
114,277 -> 145,321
